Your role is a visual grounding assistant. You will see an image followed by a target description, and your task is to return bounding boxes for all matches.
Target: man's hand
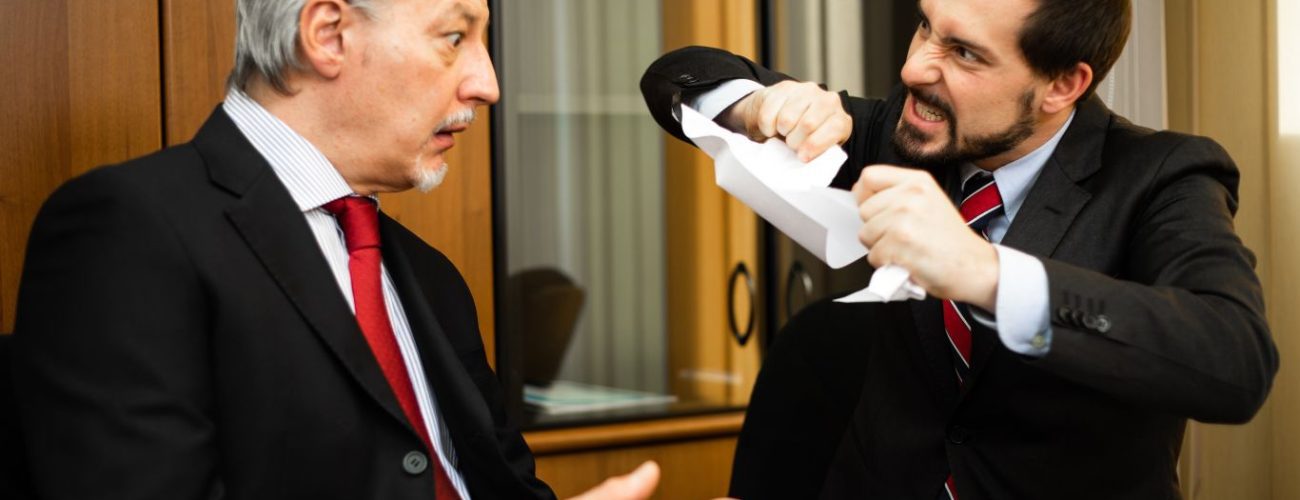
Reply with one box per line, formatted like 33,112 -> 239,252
852,165 -> 1000,310
568,461 -> 660,500
718,80 -> 852,162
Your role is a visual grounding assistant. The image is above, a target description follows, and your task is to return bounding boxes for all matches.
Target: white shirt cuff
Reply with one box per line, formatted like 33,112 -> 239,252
683,79 -> 764,120
970,245 -> 1052,357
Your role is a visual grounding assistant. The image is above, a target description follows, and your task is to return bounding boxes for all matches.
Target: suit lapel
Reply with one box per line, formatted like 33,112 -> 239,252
377,215 -> 497,473
963,97 -> 1109,389
191,107 -> 413,434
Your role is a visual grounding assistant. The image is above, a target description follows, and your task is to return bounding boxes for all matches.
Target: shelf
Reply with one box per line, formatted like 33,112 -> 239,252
523,410 -> 745,455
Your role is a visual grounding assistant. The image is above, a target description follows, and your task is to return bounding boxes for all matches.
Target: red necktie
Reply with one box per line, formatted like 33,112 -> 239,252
939,172 -> 1004,500
324,196 -> 461,500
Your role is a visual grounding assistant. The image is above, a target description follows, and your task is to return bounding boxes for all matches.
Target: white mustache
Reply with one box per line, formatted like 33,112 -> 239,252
435,109 -> 476,133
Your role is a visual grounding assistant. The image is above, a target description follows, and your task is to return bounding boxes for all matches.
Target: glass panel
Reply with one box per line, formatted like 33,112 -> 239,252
498,0 -> 731,428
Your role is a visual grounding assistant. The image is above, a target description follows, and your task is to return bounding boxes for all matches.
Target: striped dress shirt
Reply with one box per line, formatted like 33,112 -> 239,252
223,88 -> 471,499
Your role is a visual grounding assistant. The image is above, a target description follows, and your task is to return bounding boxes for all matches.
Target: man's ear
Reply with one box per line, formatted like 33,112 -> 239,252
298,0 -> 352,80
1041,62 -> 1094,114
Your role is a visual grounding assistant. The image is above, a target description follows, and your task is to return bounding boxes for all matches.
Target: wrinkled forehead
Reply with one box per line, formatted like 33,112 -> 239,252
918,0 -> 1036,58
375,0 -> 490,25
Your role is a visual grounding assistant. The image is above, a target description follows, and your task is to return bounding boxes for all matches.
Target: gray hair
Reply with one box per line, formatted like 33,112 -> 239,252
228,0 -> 377,94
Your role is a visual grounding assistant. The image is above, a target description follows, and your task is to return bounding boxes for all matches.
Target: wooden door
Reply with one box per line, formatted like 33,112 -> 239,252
0,1 -> 163,333
662,0 -> 763,407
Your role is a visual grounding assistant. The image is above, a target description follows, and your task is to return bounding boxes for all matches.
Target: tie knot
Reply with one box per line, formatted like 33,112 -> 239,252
323,196 -> 381,252
959,172 -> 1003,234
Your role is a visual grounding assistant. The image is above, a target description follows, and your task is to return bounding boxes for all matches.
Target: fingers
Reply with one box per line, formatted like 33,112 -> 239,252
740,81 -> 850,160
796,112 -> 852,161
854,165 -> 900,203
567,461 -> 661,500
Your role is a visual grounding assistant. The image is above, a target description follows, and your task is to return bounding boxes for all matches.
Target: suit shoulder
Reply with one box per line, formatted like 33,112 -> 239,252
39,144 -> 206,216
1105,117 -> 1232,166
1100,116 -> 1241,210
49,144 -> 205,200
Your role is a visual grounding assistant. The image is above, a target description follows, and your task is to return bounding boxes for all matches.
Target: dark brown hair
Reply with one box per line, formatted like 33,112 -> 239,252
1018,0 -> 1131,100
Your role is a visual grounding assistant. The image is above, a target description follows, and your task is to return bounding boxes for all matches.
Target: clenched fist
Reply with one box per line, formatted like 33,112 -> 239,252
852,165 -> 1000,310
719,80 -> 852,162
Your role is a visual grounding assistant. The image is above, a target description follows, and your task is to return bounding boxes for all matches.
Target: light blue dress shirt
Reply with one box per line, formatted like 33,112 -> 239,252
690,81 -> 1076,356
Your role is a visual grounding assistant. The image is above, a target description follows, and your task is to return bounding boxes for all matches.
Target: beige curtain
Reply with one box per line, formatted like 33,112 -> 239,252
501,0 -> 668,393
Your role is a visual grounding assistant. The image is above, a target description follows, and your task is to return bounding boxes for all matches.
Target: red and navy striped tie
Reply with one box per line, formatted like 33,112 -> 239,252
940,172 -> 1003,500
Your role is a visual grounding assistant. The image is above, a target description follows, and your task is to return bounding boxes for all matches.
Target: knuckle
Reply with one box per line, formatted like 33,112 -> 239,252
777,116 -> 798,133
893,228 -> 913,246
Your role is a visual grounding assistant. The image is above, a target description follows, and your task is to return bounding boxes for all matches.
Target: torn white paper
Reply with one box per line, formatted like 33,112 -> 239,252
678,105 -> 925,303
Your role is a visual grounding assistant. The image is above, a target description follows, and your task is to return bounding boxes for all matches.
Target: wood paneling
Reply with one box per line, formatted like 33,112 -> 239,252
160,0 -> 497,361
661,0 -> 762,407
161,0 -> 236,145
0,0 -> 162,333
720,0 -> 762,406
534,435 -> 737,499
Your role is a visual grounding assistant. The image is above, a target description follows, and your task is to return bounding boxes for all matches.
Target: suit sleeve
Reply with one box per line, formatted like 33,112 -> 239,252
1031,136 -> 1277,424
639,45 -> 899,187
12,168 -> 220,499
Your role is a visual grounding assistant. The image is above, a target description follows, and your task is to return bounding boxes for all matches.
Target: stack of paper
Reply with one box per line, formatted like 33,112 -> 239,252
524,381 -> 678,415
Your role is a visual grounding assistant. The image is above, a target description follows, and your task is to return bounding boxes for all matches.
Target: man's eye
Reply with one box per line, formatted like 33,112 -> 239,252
446,32 -> 464,47
956,47 -> 978,62
918,19 -> 930,32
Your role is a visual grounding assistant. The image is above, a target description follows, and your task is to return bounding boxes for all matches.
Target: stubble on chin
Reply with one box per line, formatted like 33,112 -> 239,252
891,119 -> 954,169
409,157 -> 448,193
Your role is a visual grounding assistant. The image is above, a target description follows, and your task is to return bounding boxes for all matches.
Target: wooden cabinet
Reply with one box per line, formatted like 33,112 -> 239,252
489,0 -> 764,496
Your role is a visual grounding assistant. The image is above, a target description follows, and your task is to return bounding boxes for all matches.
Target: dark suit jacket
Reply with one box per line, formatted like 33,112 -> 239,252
11,108 -> 555,499
641,46 -> 1278,500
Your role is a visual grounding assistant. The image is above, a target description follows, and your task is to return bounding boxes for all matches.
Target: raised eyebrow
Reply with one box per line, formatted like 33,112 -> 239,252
448,2 -> 482,25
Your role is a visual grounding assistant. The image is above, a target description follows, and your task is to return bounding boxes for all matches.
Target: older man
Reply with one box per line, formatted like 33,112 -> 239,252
12,0 -> 657,498
642,0 -> 1276,498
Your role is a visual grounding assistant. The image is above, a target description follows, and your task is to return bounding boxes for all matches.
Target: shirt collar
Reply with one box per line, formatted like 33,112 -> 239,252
222,88 -> 357,212
961,110 -> 1076,222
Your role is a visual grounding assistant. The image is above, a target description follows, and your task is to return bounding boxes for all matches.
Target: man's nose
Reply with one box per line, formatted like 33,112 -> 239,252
461,44 -> 500,106
899,43 -> 942,88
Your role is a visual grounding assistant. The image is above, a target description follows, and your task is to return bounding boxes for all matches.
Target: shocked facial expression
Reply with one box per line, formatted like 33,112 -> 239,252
339,0 -> 497,192
893,0 -> 1047,168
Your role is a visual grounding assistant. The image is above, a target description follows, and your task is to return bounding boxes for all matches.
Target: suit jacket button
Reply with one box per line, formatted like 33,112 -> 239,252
403,451 -> 429,475
947,425 -> 971,445
1095,315 -> 1112,333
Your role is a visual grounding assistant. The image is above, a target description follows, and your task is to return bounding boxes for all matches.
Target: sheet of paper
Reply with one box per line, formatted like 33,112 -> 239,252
679,105 -> 925,303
